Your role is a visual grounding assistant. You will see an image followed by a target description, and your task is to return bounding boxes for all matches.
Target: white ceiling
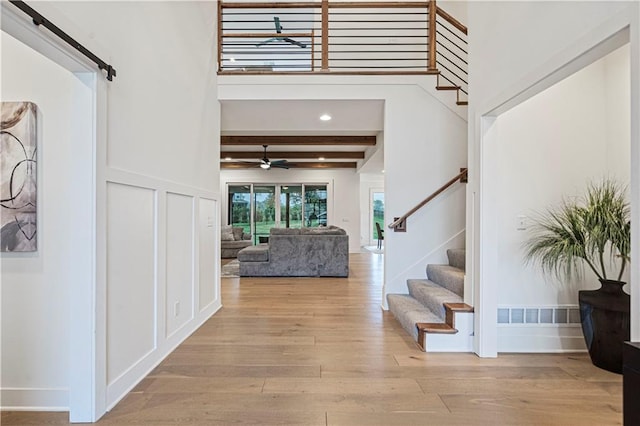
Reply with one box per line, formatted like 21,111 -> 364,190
221,99 -> 384,134
220,99 -> 385,172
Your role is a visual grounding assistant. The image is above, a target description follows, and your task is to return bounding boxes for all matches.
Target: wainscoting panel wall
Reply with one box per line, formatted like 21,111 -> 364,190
198,198 -> 218,311
165,193 -> 196,338
103,169 -> 221,410
106,182 -> 157,385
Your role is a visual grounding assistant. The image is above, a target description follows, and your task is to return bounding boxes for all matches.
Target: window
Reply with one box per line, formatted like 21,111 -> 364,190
227,183 -> 329,244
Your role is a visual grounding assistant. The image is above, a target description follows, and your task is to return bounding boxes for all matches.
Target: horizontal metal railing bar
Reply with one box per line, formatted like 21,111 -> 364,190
329,12 -> 427,15
221,2 -> 320,8
310,20 -> 429,23
223,32 -> 313,38
329,65 -> 428,68
435,39 -> 468,64
326,27 -> 428,30
326,50 -> 428,53
224,42 -> 430,46
435,56 -> 467,80
436,49 -> 467,74
326,35 -> 428,38
330,2 -> 429,8
223,10 -> 429,14
436,61 -> 468,87
222,19 -> 319,22
388,168 -> 468,230
224,35 -> 429,39
436,64 -> 468,94
223,12 -> 319,16
435,30 -> 467,54
436,19 -> 467,44
329,58 -> 428,61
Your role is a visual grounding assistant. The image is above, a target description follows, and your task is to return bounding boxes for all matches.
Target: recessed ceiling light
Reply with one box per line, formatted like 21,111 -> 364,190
319,114 -> 332,121
318,156 -> 325,161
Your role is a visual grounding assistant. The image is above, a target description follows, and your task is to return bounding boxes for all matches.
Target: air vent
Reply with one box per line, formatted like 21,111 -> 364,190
497,306 -> 581,325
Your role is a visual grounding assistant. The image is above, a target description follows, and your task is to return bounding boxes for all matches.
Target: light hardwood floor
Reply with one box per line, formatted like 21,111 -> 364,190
2,253 -> 622,425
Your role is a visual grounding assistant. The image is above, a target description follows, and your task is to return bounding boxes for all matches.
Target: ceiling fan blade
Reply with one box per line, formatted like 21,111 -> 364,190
270,160 -> 288,165
271,163 -> 290,169
283,37 -> 306,48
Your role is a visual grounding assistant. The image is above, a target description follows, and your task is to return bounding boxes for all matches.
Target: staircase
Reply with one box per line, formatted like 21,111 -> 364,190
387,248 -> 473,351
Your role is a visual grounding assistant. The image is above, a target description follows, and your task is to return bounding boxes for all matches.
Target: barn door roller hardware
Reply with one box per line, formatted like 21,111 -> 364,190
9,0 -> 117,81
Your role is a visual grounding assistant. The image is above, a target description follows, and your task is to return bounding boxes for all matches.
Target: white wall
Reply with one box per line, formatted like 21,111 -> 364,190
221,168 -> 361,251
493,46 -> 630,306
1,1 -> 220,419
468,1 -> 640,355
1,32 -> 93,411
218,75 -> 468,307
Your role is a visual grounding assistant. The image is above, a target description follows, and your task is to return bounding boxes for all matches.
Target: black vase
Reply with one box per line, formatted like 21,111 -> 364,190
579,279 -> 630,374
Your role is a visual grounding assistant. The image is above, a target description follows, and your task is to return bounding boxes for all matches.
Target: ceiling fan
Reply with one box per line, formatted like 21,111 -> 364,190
256,145 -> 290,170
256,17 -> 307,49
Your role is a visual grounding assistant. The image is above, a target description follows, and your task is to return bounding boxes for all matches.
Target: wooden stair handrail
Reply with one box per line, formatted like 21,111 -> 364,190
388,168 -> 467,230
436,6 -> 467,35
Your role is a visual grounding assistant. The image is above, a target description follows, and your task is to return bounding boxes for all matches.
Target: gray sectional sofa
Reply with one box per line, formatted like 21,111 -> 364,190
238,226 -> 349,277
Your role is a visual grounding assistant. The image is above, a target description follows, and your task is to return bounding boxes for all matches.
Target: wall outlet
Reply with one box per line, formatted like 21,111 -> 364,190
516,215 -> 528,231
174,301 -> 180,317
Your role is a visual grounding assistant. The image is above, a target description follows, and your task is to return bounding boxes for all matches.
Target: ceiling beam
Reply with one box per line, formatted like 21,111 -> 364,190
220,162 -> 358,169
221,151 -> 366,160
221,135 -> 377,146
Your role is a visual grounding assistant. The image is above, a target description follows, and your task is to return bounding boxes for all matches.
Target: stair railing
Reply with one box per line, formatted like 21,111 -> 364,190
218,0 -> 467,81
388,168 -> 467,232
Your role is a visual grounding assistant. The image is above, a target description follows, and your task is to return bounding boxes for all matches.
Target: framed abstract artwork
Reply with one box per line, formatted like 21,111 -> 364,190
1,101 -> 38,252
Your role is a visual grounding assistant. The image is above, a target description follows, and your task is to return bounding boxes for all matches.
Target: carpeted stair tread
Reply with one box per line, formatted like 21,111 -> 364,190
407,279 -> 463,320
387,294 -> 442,340
447,249 -> 466,271
426,264 -> 464,297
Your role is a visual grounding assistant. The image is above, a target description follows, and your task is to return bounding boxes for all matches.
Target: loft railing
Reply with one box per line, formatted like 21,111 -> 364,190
218,0 -> 467,86
389,168 -> 467,232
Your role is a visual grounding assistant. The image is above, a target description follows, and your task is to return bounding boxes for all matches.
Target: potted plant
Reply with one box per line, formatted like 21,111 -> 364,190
524,179 -> 630,373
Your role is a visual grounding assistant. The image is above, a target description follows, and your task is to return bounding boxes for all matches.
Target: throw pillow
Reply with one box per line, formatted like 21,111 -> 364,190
232,227 -> 244,241
221,224 -> 234,241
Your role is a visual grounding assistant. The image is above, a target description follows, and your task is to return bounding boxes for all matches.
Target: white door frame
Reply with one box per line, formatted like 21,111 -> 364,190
471,10 -> 640,357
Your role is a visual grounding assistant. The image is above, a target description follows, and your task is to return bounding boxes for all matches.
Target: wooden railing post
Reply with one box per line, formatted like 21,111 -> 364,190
428,0 -> 437,72
321,0 -> 329,71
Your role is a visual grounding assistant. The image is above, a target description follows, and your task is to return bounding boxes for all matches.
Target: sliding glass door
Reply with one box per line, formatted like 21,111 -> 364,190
280,185 -> 303,229
253,185 -> 276,244
228,183 -> 328,244
228,185 -> 251,235
304,185 -> 327,227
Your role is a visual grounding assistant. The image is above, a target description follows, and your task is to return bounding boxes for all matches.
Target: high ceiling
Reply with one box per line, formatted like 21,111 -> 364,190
220,99 -> 385,171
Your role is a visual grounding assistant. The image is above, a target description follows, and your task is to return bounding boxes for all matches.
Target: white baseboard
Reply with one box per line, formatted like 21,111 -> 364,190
498,325 -> 587,352
1,388 -> 68,411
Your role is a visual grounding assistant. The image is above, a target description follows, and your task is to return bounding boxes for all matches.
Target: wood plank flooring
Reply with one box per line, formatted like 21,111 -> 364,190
1,253 -> 623,425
